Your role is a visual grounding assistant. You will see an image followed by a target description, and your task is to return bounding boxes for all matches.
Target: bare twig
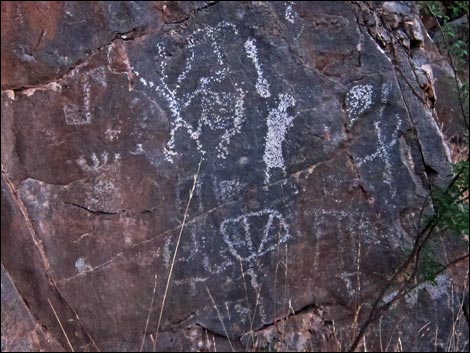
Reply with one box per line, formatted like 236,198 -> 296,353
238,258 -> 254,349
140,274 -> 158,352
249,286 -> 262,346
48,298 -> 74,352
426,3 -> 469,127
280,244 -> 289,346
206,287 -> 235,352
349,164 -> 468,351
349,252 -> 468,351
153,159 -> 202,351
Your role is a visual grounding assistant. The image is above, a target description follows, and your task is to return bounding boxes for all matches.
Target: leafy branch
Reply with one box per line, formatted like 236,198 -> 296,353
348,161 -> 469,351
424,1 -> 469,129
349,4 -> 469,347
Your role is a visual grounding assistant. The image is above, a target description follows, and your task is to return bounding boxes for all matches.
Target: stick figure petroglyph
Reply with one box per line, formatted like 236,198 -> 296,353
135,22 -> 299,173
346,82 -> 402,196
142,22 -> 247,162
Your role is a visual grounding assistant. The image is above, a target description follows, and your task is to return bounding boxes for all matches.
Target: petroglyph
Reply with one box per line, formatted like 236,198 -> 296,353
88,67 -> 107,88
346,82 -> 401,196
76,151 -> 121,173
212,177 -> 246,203
244,38 -> 271,98
382,275 -> 450,307
104,127 -> 121,141
221,209 -> 290,263
374,120 -> 396,187
75,257 -> 93,273
311,209 -> 375,272
285,2 -> 296,24
134,22 -> 247,162
87,179 -> 121,210
356,114 -> 402,196
263,94 -> 297,183
173,277 -> 209,295
133,21 -> 300,175
129,143 -> 145,156
220,209 -> 289,323
63,103 -> 91,125
199,89 -> 246,160
63,67 -> 107,125
345,84 -> 373,126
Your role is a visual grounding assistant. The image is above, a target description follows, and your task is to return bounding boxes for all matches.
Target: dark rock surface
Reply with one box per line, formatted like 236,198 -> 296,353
418,3 -> 469,153
1,266 -> 65,352
1,1 -> 468,351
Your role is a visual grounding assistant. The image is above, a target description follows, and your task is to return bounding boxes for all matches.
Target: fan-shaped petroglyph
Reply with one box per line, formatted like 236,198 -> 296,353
220,209 -> 290,263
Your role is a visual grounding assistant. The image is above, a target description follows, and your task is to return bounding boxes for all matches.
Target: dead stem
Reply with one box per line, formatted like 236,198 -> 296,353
249,286 -> 262,348
48,298 -> 74,352
280,244 -> 289,345
153,159 -> 202,351
206,287 -> 235,352
140,274 -> 158,352
238,258 -> 254,349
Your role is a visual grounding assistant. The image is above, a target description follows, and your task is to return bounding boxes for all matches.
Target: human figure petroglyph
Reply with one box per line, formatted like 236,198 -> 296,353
145,22 -> 247,162
346,82 -> 401,196
263,93 -> 297,184
135,22 -> 298,174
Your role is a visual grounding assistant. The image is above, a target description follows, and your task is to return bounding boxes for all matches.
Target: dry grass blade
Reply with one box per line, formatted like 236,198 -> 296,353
238,258 -> 254,348
153,159 -> 202,351
280,244 -> 289,345
206,287 -> 235,352
384,319 -> 404,352
48,298 -> 75,352
140,274 -> 158,352
248,286 -> 262,345
351,304 -> 363,344
446,279 -> 469,352
379,316 -> 383,352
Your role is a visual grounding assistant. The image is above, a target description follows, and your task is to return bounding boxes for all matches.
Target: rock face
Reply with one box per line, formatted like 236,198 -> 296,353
1,266 -> 65,352
420,8 -> 469,151
1,1 -> 468,352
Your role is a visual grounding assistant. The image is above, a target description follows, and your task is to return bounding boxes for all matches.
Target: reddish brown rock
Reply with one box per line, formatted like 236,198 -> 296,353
1,266 -> 66,352
1,1 -> 468,352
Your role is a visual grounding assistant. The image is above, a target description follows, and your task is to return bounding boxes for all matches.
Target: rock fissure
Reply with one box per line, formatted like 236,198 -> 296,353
354,3 -> 437,190
164,1 -> 220,26
55,198 -> 239,284
394,73 -> 433,190
63,201 -> 122,215
2,166 -> 53,276
2,166 -> 99,351
2,27 -> 147,94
